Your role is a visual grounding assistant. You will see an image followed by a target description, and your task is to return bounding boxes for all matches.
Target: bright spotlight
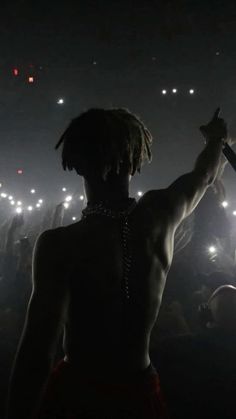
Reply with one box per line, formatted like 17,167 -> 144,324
8,196 -> 13,200
27,206 -> 33,211
63,202 -> 69,209
162,89 -> 167,95
79,195 -> 84,201
233,211 -> 236,216
221,201 -> 229,208
17,201 -> 22,206
172,88 -> 177,93
1,193 -> 7,198
16,207 -> 22,214
209,246 -> 217,254
0,183 -> 2,188
38,199 -> 43,204
62,187 -> 67,192
65,195 -> 72,202
10,200 -> 15,205
72,216 -> 77,221
36,203 -> 41,208
30,189 -> 36,194
137,191 -> 143,197
57,98 -> 64,104
189,89 -> 195,95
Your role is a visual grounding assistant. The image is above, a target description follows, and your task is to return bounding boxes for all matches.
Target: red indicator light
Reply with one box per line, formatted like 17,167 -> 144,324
13,68 -> 19,76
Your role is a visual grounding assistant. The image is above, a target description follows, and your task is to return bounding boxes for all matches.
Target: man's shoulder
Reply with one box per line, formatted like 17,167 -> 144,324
139,189 -> 172,215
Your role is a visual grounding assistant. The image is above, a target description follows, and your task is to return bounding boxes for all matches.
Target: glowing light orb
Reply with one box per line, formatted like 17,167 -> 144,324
221,201 -> 229,208
17,201 -> 22,206
162,89 -> 167,95
17,169 -> 23,175
65,195 -> 72,202
57,98 -> 64,104
189,89 -> 195,95
36,203 -> 41,208
13,68 -> 19,76
0,183 -> 2,188
1,193 -> 7,198
72,217 -> 77,221
233,211 -> 236,216
27,206 -> 33,211
30,189 -> 36,194
8,196 -> 13,200
16,207 -> 22,214
28,76 -> 34,83
209,246 -> 217,254
79,195 -> 84,201
137,191 -> 143,197
63,202 -> 69,209
10,200 -> 15,205
172,88 -> 177,93
62,187 -> 67,192
38,199 -> 43,204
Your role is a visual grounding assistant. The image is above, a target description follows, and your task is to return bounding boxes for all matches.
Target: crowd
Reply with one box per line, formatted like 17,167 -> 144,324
1,180 -> 236,418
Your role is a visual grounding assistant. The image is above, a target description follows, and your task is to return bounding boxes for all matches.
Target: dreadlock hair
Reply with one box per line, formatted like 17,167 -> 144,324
55,108 -> 152,180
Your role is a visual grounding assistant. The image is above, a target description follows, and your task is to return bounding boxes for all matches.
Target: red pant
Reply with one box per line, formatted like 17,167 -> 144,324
37,360 -> 168,419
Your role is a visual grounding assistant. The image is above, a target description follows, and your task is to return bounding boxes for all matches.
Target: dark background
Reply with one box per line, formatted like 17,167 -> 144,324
0,0 -> 236,214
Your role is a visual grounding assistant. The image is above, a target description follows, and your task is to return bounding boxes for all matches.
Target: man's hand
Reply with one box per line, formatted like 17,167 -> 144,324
200,108 -> 227,142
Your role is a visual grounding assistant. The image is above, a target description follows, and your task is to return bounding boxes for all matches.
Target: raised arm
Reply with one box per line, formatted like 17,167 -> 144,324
162,108 -> 227,229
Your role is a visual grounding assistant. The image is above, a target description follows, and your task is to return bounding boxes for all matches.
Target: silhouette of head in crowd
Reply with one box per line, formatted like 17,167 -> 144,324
55,108 -> 152,202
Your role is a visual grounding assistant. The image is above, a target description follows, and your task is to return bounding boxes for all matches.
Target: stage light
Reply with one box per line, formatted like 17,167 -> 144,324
36,203 -> 41,208
233,211 -> 236,216
221,201 -> 229,208
72,216 -> 76,221
16,207 -> 22,214
10,200 -> 15,205
17,201 -> 22,206
172,88 -> 177,93
27,206 -> 33,211
28,76 -> 34,83
13,68 -> 19,76
1,193 -> 7,198
162,89 -> 167,95
17,169 -> 23,175
57,98 -> 64,104
62,187 -> 67,192
8,196 -> 13,200
63,202 -> 69,209
38,199 -> 43,204
209,246 -> 217,254
65,195 -> 72,202
30,189 -> 36,194
79,195 -> 84,201
189,89 -> 195,95
137,191 -> 143,197
0,183 -> 2,188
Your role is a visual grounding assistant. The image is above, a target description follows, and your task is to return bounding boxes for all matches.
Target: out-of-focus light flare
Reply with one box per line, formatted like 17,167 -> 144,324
233,211 -> 236,216
189,89 -> 195,95
221,201 -> 229,208
79,195 -> 84,201
31,189 -> 36,194
8,196 -> 13,200
57,98 -> 64,104
17,169 -> 23,175
137,191 -> 143,197
28,76 -> 34,83
209,246 -> 217,254
38,199 -> 43,204
10,200 -> 15,205
16,207 -> 22,214
172,88 -> 177,93
36,203 -> 41,208
72,217 -> 76,221
27,206 -> 33,211
0,183 -> 2,188
17,201 -> 22,206
63,202 -> 69,209
13,68 -> 19,76
62,187 -> 67,192
1,193 -> 7,198
162,89 -> 167,95
65,195 -> 72,202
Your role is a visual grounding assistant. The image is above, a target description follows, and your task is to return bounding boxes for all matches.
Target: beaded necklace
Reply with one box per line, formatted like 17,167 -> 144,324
82,198 -> 137,300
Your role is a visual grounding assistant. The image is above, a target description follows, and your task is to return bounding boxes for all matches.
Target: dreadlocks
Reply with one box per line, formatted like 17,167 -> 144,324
55,108 -> 153,180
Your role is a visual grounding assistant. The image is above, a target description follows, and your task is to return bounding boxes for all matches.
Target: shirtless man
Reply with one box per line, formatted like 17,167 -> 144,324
7,108 -> 227,419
